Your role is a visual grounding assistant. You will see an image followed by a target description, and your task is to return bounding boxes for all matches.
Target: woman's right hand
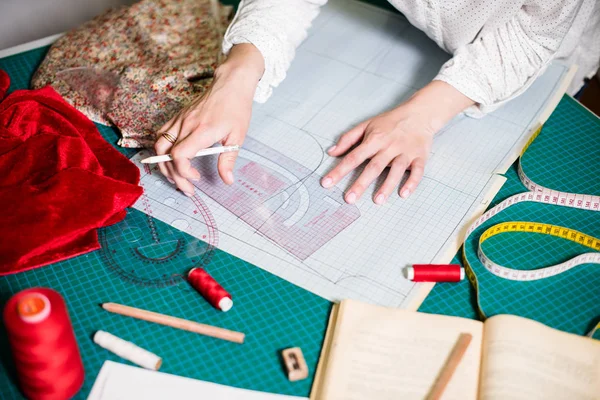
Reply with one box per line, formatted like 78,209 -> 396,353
154,44 -> 264,197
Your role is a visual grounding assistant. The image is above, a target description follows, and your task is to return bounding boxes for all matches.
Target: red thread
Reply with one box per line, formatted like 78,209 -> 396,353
408,264 -> 464,282
3,288 -> 84,399
188,268 -> 233,312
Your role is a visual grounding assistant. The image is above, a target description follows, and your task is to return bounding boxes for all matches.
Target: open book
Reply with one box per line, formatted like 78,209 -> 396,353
311,300 -> 600,400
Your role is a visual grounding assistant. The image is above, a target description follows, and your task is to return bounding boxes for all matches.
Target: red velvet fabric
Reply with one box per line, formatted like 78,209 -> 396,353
0,70 -> 142,274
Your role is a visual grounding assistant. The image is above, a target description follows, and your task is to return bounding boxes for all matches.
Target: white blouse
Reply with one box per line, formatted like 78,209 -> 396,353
222,0 -> 599,115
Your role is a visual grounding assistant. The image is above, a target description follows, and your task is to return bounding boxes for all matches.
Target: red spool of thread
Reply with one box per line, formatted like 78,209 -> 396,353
406,264 -> 465,282
188,268 -> 233,312
3,288 -> 84,400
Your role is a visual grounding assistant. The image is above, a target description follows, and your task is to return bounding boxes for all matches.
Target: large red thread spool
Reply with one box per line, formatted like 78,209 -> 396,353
3,288 -> 84,400
188,268 -> 233,312
406,264 -> 465,282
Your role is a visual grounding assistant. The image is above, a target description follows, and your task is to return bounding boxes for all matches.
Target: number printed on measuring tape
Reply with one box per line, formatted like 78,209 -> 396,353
462,125 -> 600,329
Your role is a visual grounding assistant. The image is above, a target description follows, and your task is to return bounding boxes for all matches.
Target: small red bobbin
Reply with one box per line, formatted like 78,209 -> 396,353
405,264 -> 465,282
188,268 -> 233,312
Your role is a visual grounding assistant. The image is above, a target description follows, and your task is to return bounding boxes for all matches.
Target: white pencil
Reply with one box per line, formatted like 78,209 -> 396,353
141,145 -> 240,164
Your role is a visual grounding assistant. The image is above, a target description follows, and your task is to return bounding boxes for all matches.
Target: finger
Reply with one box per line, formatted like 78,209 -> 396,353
170,126 -> 220,180
171,124 -> 221,159
158,162 -> 175,184
345,153 -> 393,204
328,121 -> 368,157
217,132 -> 243,185
321,142 -> 377,189
172,156 -> 200,181
153,135 -> 175,184
154,131 -> 176,184
153,129 -> 177,184
165,161 -> 195,197
374,155 -> 410,205
154,116 -> 183,155
400,157 -> 425,198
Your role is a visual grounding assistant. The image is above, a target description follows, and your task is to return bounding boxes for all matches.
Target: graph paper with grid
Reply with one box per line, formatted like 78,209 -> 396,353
0,11 -> 598,400
132,0 -> 571,309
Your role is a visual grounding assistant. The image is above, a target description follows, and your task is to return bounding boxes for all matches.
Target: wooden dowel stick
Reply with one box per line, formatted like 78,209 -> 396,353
102,303 -> 245,344
426,333 -> 472,400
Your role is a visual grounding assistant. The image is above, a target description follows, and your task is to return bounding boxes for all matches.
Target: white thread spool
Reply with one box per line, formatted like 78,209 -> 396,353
94,331 -> 162,370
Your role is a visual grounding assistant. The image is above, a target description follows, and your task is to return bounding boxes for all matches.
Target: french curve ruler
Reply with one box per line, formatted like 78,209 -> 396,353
462,125 -> 600,336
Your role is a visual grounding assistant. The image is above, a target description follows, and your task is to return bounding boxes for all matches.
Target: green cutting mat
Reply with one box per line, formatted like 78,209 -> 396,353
420,97 -> 600,336
0,47 -> 331,399
1,36 -> 599,400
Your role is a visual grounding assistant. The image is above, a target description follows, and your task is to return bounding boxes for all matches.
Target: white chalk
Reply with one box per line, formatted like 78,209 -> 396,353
94,331 -> 162,370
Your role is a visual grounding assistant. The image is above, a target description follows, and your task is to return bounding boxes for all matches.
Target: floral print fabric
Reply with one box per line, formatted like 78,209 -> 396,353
32,0 -> 232,148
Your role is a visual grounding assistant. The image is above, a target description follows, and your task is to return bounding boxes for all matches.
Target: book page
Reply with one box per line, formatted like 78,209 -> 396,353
314,300 -> 483,400
480,315 -> 600,400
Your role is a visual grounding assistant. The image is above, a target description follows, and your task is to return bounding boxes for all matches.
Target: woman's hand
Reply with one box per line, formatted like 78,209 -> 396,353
321,108 -> 434,204
321,80 -> 475,205
154,44 -> 264,196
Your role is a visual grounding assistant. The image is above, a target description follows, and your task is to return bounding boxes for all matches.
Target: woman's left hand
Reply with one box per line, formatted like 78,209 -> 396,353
320,105 -> 434,205
321,80 -> 475,205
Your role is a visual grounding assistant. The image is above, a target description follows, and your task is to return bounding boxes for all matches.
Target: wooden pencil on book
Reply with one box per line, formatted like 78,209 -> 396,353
426,333 -> 473,400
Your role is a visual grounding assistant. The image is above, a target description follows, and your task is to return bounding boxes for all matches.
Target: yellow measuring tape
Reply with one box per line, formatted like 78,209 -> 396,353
461,125 -> 600,337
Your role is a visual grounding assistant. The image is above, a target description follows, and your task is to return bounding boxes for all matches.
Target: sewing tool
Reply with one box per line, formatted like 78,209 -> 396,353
405,264 -> 465,282
3,288 -> 84,400
188,267 -> 233,312
94,330 -> 162,370
140,145 -> 240,164
102,302 -> 245,344
3,19 -> 594,400
426,333 -> 472,400
462,125 -> 600,321
281,347 -> 309,382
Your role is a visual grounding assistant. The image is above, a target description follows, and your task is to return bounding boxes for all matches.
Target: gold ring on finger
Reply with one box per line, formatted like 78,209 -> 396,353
161,132 -> 177,144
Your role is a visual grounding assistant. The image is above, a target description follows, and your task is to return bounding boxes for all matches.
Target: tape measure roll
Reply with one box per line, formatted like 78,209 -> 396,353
461,125 -> 600,336
478,222 -> 600,281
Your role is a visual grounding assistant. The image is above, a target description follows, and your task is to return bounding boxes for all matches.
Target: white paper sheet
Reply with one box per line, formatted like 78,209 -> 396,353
88,361 -> 307,400
131,0 -> 570,308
